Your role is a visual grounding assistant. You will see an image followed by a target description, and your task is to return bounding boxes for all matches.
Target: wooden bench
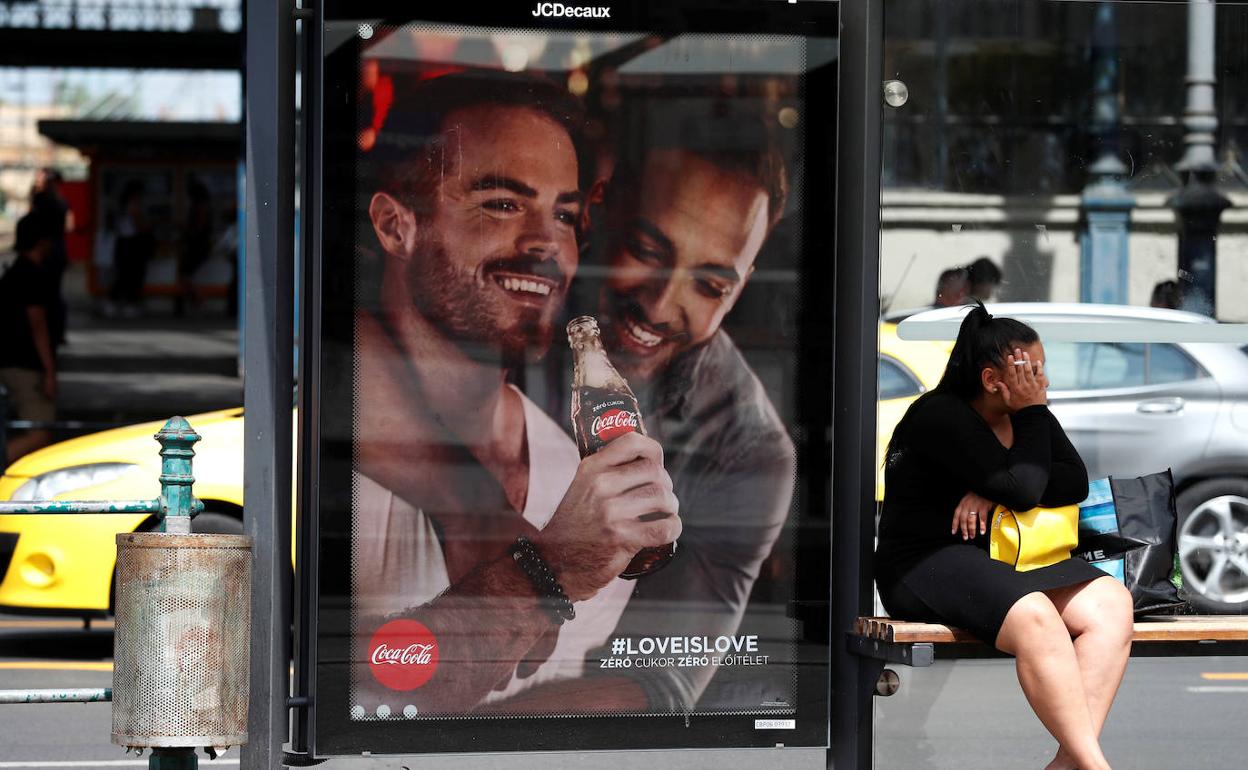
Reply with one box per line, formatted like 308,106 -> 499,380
849,615 -> 1248,696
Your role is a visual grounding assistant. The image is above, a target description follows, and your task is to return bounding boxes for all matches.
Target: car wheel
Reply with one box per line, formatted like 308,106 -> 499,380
1176,478 -> 1248,614
191,511 -> 245,535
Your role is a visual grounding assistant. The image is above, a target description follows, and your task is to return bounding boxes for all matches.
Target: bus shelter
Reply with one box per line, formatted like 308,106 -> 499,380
241,1 -> 1248,768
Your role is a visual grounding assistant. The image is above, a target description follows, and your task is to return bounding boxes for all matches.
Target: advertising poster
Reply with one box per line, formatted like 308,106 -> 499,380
310,0 -> 839,755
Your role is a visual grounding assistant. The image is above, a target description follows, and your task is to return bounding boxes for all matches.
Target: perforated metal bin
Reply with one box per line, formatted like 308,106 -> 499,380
111,532 -> 252,749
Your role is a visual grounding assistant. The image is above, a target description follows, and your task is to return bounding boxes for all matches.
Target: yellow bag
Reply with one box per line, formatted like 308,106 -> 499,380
989,504 -> 1079,571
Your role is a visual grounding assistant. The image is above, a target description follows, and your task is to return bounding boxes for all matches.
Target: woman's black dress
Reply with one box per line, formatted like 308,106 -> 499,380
875,391 -> 1107,646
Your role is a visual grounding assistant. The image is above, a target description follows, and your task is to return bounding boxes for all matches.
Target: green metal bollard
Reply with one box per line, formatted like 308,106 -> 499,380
150,417 -> 201,770
155,416 -> 201,535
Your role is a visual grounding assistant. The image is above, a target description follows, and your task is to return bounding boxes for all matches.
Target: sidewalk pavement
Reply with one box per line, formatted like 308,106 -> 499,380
50,263 -> 243,429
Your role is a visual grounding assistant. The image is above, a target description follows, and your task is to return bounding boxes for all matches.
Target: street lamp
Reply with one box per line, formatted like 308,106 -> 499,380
1168,0 -> 1231,317
1079,2 -> 1133,306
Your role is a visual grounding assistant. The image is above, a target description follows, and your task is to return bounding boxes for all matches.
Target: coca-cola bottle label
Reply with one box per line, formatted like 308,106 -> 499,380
576,389 -> 644,455
592,407 -> 639,442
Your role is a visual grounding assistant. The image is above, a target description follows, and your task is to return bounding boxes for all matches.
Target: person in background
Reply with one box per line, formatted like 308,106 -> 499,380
176,178 -> 214,317
0,214 -> 59,464
29,167 -> 72,346
934,266 -> 969,307
110,180 -> 155,318
1150,279 -> 1182,310
966,256 -> 1002,301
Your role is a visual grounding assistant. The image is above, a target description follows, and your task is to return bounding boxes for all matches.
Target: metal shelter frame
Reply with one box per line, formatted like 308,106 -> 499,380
240,0 -> 884,767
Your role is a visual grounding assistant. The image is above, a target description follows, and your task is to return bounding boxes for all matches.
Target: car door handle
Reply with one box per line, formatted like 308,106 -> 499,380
1137,398 -> 1184,414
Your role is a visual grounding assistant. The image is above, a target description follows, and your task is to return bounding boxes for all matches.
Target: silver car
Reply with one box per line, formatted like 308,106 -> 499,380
900,303 -> 1248,614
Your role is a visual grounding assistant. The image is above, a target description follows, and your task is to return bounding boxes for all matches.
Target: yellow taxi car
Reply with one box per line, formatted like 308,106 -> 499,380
876,322 -> 952,499
0,408 -> 247,617
0,325 -> 951,617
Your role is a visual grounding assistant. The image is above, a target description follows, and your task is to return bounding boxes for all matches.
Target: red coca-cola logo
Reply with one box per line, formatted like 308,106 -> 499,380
367,619 -> 439,691
591,408 -> 639,443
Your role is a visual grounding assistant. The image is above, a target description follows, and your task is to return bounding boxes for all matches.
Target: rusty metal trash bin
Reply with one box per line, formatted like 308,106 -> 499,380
111,532 -> 252,751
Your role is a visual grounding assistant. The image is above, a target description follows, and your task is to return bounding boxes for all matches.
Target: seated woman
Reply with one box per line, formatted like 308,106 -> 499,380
876,303 -> 1134,770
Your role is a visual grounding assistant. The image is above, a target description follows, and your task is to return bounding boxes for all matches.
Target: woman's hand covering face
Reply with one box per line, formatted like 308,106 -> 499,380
996,348 -> 1048,412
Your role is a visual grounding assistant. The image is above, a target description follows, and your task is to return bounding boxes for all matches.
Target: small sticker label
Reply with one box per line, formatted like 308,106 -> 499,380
755,719 -> 796,730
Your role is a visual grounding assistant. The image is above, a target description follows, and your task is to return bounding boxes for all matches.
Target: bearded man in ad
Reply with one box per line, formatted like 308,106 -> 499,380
352,71 -> 681,716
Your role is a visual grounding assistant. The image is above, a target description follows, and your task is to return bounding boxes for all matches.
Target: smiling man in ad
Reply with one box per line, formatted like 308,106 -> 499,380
350,70 -> 681,717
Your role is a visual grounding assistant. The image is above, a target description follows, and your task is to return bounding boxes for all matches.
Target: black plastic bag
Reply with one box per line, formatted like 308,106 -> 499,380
1074,470 -> 1182,615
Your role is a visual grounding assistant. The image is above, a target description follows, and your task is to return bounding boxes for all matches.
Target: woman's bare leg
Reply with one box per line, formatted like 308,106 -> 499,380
1043,577 -> 1135,768
995,592 -> 1112,770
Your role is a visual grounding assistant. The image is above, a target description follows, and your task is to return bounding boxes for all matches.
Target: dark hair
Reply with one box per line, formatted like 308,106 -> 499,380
604,109 -> 789,231
934,267 -> 968,303
14,211 -> 52,253
966,257 -> 1002,287
1151,279 -> 1181,309
120,179 -> 145,206
362,70 -> 586,219
886,302 -> 1039,465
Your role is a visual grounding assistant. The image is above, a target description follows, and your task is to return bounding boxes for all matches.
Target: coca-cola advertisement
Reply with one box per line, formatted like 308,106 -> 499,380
308,0 -> 838,756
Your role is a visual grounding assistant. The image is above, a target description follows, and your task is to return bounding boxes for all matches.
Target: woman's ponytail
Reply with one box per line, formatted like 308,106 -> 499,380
885,299 -> 1037,468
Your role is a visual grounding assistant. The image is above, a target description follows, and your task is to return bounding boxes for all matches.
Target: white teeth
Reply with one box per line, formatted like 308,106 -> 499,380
497,276 -> 551,296
625,317 -> 662,347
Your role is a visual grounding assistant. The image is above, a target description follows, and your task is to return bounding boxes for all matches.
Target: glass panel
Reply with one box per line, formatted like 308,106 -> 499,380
1148,342 -> 1204,384
876,1 -> 1248,767
1042,341 -> 1148,391
879,357 -> 923,400
1085,342 -> 1146,389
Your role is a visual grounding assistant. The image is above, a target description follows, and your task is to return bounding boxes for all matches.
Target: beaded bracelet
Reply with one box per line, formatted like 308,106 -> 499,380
508,536 -> 576,625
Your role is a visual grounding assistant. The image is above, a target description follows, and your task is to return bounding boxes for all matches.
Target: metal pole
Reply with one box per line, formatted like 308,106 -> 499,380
0,384 -> 8,474
148,748 -> 198,770
830,1 -> 883,768
1169,0 -> 1230,316
0,688 -> 111,704
933,0 -> 949,190
1079,2 -> 1133,305
243,0 -> 297,767
289,0 -> 321,759
1178,0 -> 1219,174
149,417 -> 204,770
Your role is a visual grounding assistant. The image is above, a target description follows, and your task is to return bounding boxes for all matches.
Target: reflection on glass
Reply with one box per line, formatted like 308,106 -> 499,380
876,4 -> 1248,768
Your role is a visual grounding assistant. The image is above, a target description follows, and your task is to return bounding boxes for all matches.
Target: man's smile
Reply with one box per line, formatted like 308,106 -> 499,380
608,298 -> 681,357
483,258 -> 564,307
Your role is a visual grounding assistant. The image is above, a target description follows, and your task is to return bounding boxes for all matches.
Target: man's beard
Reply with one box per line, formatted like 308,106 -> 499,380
405,235 -> 556,365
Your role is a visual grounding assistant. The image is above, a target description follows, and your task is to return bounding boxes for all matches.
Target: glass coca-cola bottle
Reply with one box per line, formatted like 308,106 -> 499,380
567,315 -> 676,578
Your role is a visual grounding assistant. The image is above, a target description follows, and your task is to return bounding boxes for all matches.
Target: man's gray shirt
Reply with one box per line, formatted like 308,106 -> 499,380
594,330 -> 796,711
